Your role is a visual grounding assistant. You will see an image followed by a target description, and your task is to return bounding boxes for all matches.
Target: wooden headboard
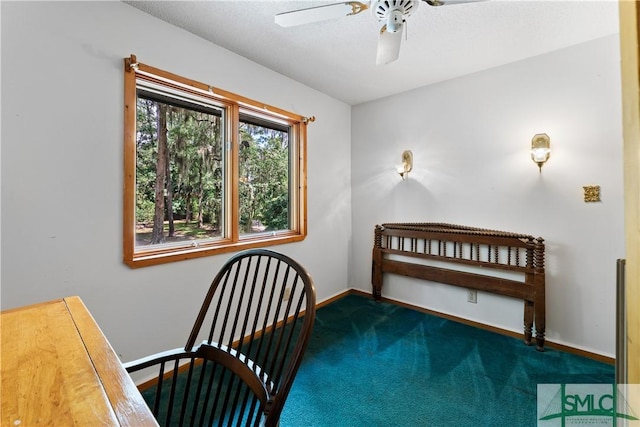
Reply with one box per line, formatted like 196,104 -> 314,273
372,222 -> 546,351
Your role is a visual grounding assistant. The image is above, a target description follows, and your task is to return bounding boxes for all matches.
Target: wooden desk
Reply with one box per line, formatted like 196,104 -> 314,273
1,296 -> 158,426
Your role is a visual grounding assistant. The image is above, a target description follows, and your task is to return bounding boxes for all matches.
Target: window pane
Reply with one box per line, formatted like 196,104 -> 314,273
238,117 -> 290,236
135,92 -> 224,250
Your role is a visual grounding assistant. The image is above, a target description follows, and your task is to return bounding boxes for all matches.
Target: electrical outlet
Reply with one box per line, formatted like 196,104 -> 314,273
467,290 -> 477,304
283,287 -> 291,301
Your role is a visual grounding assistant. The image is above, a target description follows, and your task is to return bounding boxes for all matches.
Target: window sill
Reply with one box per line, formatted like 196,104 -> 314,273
125,233 -> 306,268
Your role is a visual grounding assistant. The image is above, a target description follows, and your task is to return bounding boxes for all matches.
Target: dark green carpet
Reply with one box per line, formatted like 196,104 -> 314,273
280,294 -> 614,427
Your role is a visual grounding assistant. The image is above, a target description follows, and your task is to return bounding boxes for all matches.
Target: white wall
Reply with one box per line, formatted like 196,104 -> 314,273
0,1 -> 352,361
350,35 -> 624,357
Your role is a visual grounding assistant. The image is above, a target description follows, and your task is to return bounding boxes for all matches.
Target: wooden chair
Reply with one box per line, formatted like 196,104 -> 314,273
124,249 -> 316,427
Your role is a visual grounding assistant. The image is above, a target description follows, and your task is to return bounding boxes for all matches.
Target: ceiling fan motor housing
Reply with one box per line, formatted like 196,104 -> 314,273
372,0 -> 418,32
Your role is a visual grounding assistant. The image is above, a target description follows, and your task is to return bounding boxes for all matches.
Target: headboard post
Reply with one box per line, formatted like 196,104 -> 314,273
372,225 -> 384,301
533,237 -> 546,351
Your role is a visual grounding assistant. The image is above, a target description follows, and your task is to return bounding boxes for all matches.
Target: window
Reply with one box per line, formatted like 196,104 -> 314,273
123,55 -> 309,267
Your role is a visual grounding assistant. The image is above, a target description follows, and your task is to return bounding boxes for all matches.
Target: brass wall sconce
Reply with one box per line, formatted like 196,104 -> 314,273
531,133 -> 551,172
397,150 -> 413,180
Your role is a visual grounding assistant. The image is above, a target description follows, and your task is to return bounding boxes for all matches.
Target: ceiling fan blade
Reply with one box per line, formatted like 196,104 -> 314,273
275,1 -> 369,27
376,24 -> 403,65
423,0 -> 486,6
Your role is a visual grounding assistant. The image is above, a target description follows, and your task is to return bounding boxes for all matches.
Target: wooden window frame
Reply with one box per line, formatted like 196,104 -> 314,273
123,55 -> 309,268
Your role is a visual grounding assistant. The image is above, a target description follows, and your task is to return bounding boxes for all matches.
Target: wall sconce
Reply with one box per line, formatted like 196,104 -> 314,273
530,133 -> 551,172
397,150 -> 413,180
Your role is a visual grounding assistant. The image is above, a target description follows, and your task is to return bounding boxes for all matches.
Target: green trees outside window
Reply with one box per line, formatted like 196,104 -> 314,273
135,93 -> 224,247
123,56 -> 308,267
238,119 -> 291,237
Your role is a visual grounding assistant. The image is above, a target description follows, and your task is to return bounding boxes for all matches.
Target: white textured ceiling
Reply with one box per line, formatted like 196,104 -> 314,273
124,0 -> 619,105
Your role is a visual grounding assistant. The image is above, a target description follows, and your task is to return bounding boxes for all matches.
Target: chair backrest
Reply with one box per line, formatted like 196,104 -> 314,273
184,249 -> 316,426
127,249 -> 315,427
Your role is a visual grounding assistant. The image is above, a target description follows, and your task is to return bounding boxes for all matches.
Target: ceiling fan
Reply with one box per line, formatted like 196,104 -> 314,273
275,0 -> 482,65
